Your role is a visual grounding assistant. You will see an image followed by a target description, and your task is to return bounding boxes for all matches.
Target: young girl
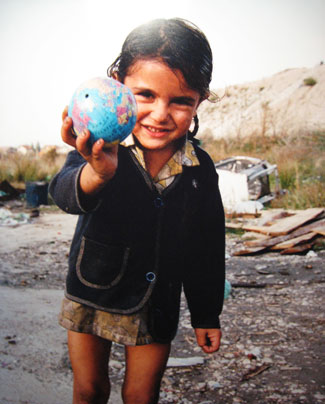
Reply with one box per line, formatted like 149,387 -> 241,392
50,18 -> 225,404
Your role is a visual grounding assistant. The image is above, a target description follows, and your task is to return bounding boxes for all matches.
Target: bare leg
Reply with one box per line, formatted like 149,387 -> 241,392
122,342 -> 171,404
68,330 -> 112,404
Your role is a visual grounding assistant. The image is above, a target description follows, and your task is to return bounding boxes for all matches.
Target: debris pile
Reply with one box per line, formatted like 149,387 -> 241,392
0,180 -> 24,202
215,156 -> 281,213
227,207 -> 325,255
0,208 -> 30,227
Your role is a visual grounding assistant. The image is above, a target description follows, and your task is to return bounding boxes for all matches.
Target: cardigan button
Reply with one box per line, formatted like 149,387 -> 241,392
154,197 -> 164,208
146,272 -> 156,282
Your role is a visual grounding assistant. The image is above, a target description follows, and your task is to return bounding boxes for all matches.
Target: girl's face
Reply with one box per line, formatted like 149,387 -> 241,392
124,59 -> 201,154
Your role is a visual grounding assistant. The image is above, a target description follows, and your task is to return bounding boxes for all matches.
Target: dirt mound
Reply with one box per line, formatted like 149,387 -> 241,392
198,64 -> 325,139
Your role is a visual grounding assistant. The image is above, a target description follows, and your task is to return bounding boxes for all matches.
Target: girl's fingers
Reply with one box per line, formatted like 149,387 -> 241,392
62,106 -> 69,121
195,328 -> 221,354
61,115 -> 77,148
92,141 -> 118,160
91,138 -> 105,158
76,130 -> 92,157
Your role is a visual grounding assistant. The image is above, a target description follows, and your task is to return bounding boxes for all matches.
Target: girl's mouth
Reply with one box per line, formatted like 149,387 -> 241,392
143,125 -> 172,137
147,126 -> 166,133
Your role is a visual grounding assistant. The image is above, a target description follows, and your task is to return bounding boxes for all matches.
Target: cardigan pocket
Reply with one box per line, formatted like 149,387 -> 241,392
76,236 -> 130,289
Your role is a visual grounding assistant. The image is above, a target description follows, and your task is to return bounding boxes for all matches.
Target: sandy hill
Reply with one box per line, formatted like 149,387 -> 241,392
197,64 -> 325,139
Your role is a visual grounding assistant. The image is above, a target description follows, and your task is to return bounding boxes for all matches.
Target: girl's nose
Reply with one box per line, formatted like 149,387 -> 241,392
151,100 -> 169,122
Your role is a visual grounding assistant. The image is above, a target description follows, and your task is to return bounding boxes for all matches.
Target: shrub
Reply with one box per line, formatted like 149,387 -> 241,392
303,77 -> 317,86
0,151 -> 66,185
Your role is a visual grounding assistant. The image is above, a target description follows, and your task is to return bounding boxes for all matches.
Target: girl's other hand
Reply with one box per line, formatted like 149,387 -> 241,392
194,328 -> 222,354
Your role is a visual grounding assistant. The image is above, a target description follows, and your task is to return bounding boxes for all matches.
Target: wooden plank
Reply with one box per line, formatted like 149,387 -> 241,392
270,232 -> 317,250
241,224 -> 271,234
244,218 -> 325,248
233,246 -> 267,256
312,224 -> 325,236
262,208 -> 324,236
280,242 -> 315,255
242,208 -> 324,236
225,222 -> 244,230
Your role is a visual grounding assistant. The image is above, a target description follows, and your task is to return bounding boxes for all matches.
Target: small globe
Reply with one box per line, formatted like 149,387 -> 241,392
68,77 -> 137,145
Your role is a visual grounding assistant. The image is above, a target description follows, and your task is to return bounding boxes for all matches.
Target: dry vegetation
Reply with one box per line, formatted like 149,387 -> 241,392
200,129 -> 325,209
0,129 -> 324,211
0,148 -> 66,187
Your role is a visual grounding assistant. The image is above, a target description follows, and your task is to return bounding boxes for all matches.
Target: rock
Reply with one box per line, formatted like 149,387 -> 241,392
166,357 -> 205,367
306,250 -> 318,259
207,380 -> 222,390
110,360 -> 123,370
195,382 -> 207,391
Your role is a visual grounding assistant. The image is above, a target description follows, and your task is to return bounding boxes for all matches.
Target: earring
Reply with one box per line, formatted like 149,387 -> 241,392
189,115 -> 199,138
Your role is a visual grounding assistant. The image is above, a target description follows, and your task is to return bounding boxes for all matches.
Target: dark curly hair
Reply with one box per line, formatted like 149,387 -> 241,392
107,18 -> 213,101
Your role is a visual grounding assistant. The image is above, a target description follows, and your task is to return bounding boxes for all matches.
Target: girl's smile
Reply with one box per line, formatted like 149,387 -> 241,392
124,59 -> 201,156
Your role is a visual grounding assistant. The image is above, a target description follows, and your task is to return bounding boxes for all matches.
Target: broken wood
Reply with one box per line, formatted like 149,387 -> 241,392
280,242 -> 315,255
241,364 -> 271,381
271,232 -> 317,250
226,222 -> 245,230
312,224 -> 325,236
243,218 -> 325,248
231,282 -> 267,288
240,208 -> 324,236
232,209 -> 325,256
233,246 -> 267,256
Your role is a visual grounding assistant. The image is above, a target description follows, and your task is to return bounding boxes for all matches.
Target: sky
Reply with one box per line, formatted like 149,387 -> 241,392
0,0 -> 324,147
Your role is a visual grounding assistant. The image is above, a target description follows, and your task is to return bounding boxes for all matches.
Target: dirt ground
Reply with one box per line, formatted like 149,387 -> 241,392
0,207 -> 324,404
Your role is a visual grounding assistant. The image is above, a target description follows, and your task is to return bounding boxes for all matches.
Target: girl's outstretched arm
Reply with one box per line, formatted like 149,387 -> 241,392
194,328 -> 222,354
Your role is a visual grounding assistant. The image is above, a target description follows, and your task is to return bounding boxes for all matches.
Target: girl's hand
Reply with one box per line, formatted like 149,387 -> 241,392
61,107 -> 118,195
194,328 -> 222,354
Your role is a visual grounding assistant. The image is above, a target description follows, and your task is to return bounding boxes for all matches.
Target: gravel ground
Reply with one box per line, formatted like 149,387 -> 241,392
0,208 -> 324,403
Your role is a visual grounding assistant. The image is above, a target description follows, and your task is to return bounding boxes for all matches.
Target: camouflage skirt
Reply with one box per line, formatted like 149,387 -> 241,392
59,297 -> 153,346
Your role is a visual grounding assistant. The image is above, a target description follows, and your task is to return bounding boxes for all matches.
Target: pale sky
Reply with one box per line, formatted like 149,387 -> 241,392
0,0 -> 324,147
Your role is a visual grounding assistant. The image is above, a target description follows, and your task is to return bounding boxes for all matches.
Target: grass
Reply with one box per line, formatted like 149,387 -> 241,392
0,150 -> 66,186
200,130 -> 325,209
1,130 -> 324,210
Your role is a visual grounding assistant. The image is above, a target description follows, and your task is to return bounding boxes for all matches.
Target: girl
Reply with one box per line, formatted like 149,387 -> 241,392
50,18 -> 225,404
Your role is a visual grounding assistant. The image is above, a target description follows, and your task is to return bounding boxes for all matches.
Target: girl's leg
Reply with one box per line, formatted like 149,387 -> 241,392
122,342 -> 171,404
68,330 -> 112,404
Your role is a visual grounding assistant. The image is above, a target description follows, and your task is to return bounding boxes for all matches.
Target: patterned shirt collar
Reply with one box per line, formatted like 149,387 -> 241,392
121,134 -> 200,168
121,134 -> 200,191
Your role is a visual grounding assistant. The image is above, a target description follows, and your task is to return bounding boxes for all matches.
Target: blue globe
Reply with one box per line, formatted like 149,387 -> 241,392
68,77 -> 137,145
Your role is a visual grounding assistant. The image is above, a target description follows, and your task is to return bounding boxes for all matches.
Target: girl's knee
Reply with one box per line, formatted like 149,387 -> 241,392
122,387 -> 159,404
74,379 -> 110,404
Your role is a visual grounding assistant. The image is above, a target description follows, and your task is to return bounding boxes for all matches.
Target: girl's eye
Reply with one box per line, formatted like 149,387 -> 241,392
173,97 -> 195,106
137,91 -> 153,99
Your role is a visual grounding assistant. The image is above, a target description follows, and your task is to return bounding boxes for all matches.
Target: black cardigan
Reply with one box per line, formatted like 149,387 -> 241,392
49,144 -> 225,342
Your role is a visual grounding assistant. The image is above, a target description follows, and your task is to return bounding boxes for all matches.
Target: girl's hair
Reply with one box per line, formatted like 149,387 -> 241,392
107,18 -> 213,100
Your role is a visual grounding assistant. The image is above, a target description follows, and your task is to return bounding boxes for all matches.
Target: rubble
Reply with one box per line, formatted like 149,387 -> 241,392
167,357 -> 205,367
0,208 -> 30,227
227,207 -> 325,255
0,210 -> 324,403
215,156 -> 281,213
0,180 -> 23,202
